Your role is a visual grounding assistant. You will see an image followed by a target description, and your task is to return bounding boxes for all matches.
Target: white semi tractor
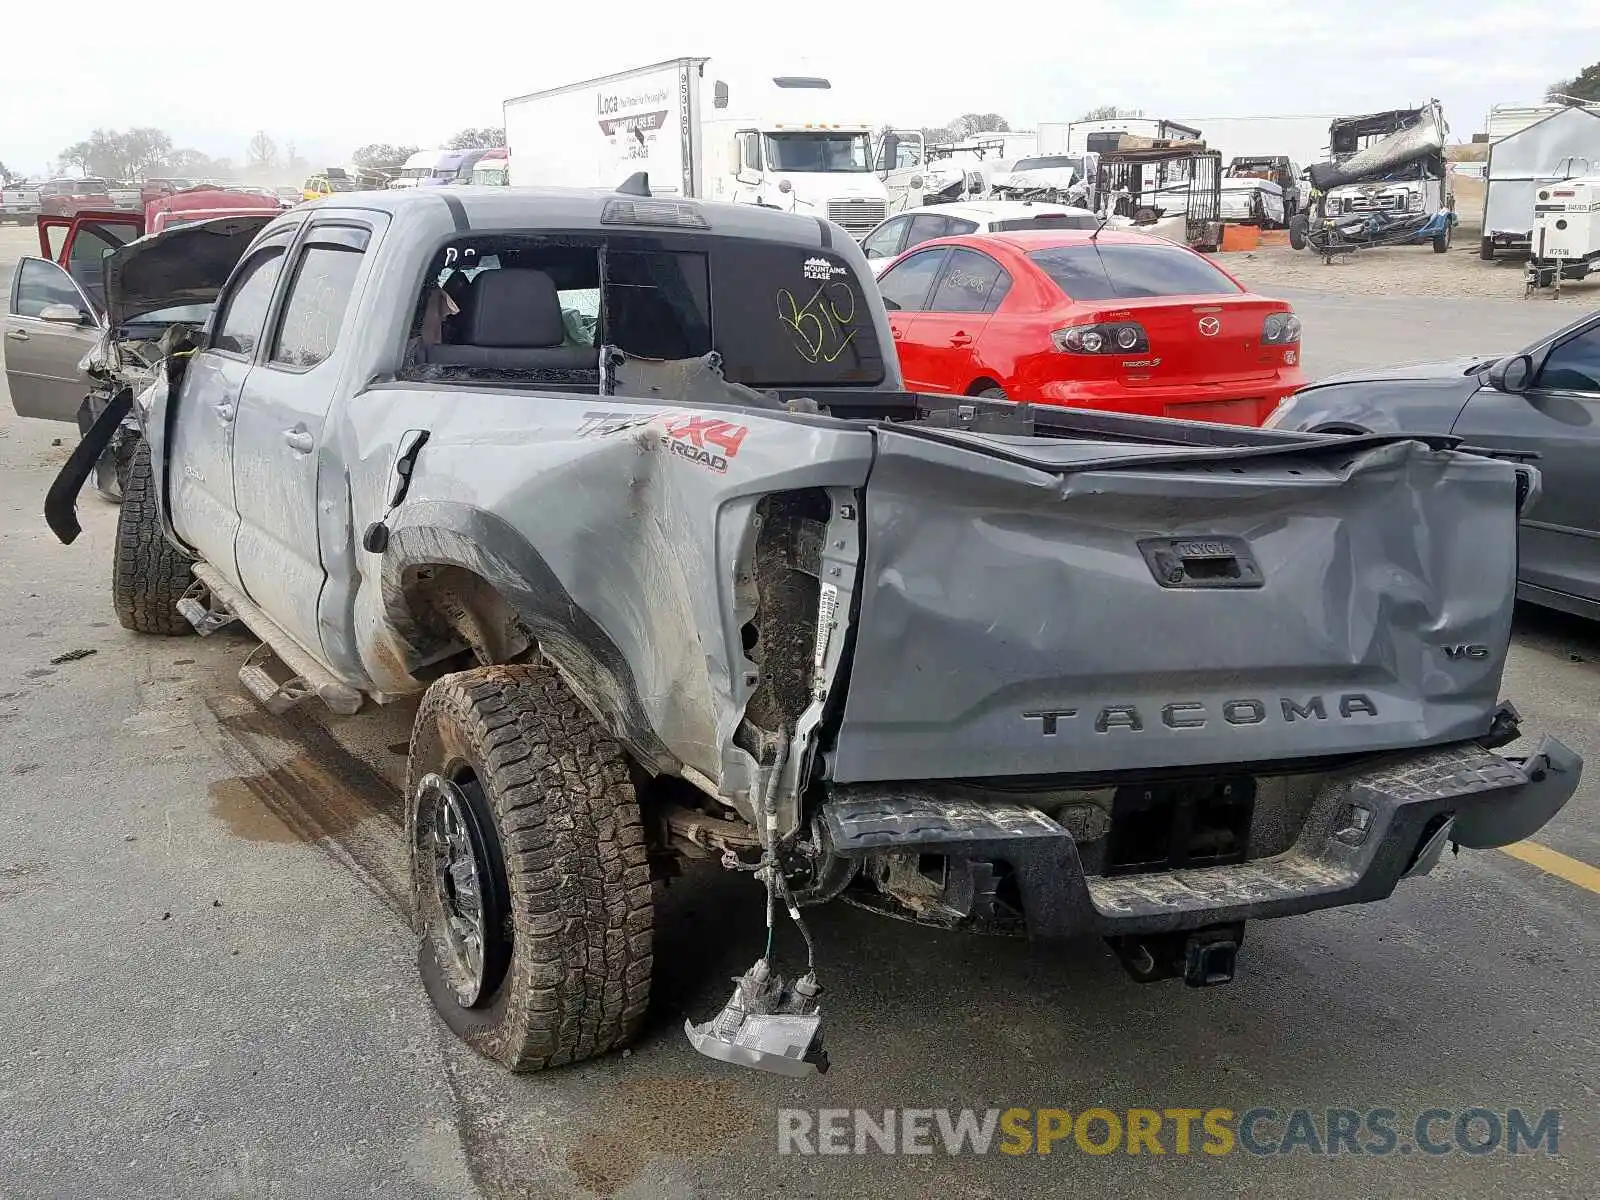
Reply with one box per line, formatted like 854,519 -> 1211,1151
503,58 -> 890,240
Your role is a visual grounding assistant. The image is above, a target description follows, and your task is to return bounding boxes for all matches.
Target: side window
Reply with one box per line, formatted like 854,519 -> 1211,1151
737,132 -> 761,173
944,218 -> 980,237
861,217 -> 909,260
11,259 -> 89,319
1537,326 -> 1600,393
927,249 -> 1009,314
213,247 -> 286,356
270,239 -> 366,369
65,224 -> 135,309
903,213 -> 951,252
877,248 -> 949,312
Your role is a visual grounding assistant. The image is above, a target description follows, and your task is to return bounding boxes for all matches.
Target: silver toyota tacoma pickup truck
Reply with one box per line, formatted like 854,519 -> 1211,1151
49,182 -> 1581,1078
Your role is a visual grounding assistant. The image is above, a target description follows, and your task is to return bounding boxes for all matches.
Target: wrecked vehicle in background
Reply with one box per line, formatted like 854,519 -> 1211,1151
48,182 -> 1580,1079
989,153 -> 1097,207
1095,144 -> 1224,250
3,190 -> 284,500
1219,156 -> 1304,228
1294,102 -> 1456,255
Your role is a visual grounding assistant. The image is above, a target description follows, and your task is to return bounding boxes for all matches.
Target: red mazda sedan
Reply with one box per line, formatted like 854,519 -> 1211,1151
874,228 -> 1306,426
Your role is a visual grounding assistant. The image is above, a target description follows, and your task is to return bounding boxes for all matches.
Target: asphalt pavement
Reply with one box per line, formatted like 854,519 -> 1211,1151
0,224 -> 1595,1199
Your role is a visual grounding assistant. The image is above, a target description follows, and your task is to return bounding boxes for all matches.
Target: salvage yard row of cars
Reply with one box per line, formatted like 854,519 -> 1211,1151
0,180 -> 1591,1078
8,185 -> 1599,619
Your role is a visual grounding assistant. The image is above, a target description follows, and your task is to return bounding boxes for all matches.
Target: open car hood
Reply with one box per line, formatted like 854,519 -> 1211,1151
104,214 -> 272,327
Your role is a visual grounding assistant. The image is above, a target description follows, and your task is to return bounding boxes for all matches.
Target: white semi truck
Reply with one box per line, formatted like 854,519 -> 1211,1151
503,58 -> 890,240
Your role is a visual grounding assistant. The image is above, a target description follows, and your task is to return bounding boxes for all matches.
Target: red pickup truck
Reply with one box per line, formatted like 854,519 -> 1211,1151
36,177 -> 117,218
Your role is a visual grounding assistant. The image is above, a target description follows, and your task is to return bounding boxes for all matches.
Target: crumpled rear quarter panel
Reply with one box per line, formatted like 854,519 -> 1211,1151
345,390 -> 873,796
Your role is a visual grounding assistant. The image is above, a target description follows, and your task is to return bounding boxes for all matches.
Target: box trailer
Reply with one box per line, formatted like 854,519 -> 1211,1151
503,58 -> 890,239
1482,104 -> 1600,260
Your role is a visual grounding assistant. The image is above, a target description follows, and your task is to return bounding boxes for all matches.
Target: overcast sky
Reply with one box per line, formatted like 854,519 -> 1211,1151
2,1 -> 1594,177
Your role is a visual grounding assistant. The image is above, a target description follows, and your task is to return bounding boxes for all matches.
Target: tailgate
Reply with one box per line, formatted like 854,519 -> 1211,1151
830,426 -> 1521,783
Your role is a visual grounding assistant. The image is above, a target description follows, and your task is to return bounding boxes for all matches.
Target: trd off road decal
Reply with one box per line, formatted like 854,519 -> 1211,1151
575,410 -> 748,473
660,413 -> 747,472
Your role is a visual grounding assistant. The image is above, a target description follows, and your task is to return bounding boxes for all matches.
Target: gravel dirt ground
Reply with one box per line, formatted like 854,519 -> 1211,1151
1,222 -> 1596,1200
1225,243 -> 1600,306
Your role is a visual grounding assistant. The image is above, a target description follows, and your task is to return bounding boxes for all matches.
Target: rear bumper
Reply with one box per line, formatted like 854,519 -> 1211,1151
1035,370 -> 1306,426
821,736 -> 1580,938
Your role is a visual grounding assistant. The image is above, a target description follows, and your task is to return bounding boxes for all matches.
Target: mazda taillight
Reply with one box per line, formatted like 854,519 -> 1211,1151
1052,322 -> 1149,354
1261,312 -> 1301,345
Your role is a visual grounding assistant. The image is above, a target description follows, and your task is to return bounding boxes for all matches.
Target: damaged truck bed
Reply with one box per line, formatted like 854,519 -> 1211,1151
57,184 -> 1581,1078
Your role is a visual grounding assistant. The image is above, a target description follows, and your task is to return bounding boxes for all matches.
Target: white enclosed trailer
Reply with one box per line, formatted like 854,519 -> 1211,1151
503,58 -> 889,239
1482,104 -> 1600,259
1036,117 -> 1202,155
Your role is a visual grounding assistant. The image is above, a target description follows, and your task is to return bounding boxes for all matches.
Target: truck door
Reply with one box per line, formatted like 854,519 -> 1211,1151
3,258 -> 102,422
166,229 -> 296,587
232,218 -> 378,659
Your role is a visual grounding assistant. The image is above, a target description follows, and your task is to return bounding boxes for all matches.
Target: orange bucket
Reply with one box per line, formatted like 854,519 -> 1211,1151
1220,224 -> 1262,252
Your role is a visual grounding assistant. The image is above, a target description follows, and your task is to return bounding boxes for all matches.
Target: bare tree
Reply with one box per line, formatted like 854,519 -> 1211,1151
1079,104 -> 1144,121
123,128 -> 174,179
58,141 -> 94,174
445,127 -> 506,150
247,131 -> 279,172
353,143 -> 420,170
952,113 -> 1011,138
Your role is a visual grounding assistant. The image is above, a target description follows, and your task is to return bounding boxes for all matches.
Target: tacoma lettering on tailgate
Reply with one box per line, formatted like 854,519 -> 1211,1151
1023,694 -> 1380,736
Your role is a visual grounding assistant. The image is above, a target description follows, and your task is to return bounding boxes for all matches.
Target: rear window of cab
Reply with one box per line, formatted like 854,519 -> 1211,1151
403,234 -> 886,390
1028,243 -> 1242,300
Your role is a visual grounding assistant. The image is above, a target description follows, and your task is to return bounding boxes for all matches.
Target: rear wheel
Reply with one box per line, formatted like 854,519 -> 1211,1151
111,439 -> 193,636
1432,222 -> 1452,254
1288,214 -> 1308,251
408,663 -> 653,1071
1479,236 -> 1496,262
976,386 -> 1008,400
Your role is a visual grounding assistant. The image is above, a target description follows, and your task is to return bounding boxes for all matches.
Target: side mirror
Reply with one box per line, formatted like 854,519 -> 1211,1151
1488,353 -> 1533,394
39,303 -> 86,324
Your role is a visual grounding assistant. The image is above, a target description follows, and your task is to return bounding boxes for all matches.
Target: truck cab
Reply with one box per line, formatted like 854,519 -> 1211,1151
702,73 -> 890,240
1313,105 -> 1453,237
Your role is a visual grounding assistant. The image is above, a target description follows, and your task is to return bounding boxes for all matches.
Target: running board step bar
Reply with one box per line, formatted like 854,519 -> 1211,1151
176,579 -> 238,636
186,563 -> 363,716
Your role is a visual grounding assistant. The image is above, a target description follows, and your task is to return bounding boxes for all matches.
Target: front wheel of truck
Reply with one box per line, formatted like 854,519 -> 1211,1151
111,439 -> 194,636
407,663 -> 654,1072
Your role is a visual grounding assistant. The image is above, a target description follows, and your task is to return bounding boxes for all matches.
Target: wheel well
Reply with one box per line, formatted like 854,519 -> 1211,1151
402,564 -> 531,676
966,377 -> 1002,396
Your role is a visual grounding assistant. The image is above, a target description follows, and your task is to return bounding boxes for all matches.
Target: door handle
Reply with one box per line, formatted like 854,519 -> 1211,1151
948,332 -> 972,347
213,401 -> 236,423
283,428 -> 314,453
5,329 -> 28,342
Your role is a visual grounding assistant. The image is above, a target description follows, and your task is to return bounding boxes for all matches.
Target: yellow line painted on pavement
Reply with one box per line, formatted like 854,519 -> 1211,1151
1500,841 -> 1600,895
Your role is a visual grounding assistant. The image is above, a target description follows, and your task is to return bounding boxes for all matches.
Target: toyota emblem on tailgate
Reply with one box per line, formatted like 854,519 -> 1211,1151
1197,316 -> 1221,336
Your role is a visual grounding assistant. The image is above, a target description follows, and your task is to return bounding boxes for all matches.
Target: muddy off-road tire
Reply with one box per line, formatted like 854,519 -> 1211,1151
1288,214 -> 1308,251
111,439 -> 193,636
407,663 -> 653,1071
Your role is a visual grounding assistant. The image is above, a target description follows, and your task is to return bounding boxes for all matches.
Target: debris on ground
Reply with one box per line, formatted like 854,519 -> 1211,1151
48,647 -> 98,665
